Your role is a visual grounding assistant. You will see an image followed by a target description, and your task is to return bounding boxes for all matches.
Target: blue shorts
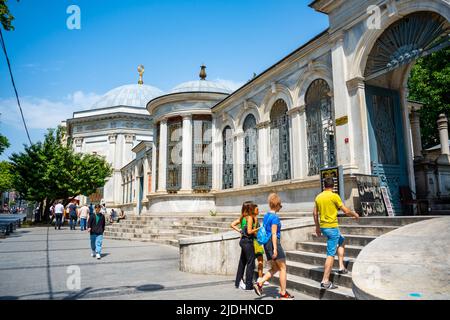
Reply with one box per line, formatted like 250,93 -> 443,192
321,228 -> 345,257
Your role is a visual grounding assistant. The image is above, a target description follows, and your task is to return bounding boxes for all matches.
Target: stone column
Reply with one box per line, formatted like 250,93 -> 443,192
157,119 -> 168,193
409,108 -> 423,160
180,115 -> 193,193
332,30 -> 371,174
211,115 -> 221,191
123,134 -> 135,166
151,126 -> 157,193
437,114 -> 450,165
288,106 -> 303,179
257,121 -> 270,185
438,114 -> 449,155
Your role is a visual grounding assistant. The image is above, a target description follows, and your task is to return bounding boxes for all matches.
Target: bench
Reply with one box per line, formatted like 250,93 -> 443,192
0,214 -> 26,236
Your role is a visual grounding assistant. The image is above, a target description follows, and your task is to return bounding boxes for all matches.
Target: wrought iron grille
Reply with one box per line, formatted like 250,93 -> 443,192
166,120 -> 182,192
243,114 -> 258,186
306,79 -> 336,176
222,126 -> 234,189
270,99 -> 291,182
372,95 -> 399,164
154,124 -> 159,191
192,118 -> 212,191
365,12 -> 450,80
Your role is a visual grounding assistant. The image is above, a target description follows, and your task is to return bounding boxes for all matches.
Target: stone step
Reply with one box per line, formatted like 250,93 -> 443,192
285,251 -> 355,271
338,216 -> 433,226
175,225 -> 229,233
339,225 -> 398,237
178,230 -> 214,237
270,273 -> 354,300
296,242 -> 363,259
307,233 -> 376,247
286,261 -> 353,288
429,210 -> 450,216
103,231 -> 135,239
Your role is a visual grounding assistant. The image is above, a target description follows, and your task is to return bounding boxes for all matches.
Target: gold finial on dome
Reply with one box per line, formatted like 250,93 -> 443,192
137,64 -> 145,85
199,64 -> 207,80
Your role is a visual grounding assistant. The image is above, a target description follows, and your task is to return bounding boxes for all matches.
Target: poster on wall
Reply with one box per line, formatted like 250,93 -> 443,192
320,166 -> 344,201
355,174 -> 388,216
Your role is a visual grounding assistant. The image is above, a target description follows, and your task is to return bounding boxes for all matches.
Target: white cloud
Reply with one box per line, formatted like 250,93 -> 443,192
0,91 -> 101,130
214,78 -> 245,91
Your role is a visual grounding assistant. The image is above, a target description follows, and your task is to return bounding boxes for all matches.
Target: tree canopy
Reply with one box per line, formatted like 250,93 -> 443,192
408,48 -> 450,149
9,127 -> 112,220
0,160 -> 12,192
0,0 -> 18,31
0,134 -> 9,155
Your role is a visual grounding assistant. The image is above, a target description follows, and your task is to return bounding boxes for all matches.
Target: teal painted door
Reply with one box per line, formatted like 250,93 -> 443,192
138,176 -> 144,214
365,85 -> 409,215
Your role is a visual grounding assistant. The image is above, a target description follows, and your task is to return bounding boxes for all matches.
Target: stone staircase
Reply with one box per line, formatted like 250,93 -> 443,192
104,212 -> 309,247
268,216 -> 436,300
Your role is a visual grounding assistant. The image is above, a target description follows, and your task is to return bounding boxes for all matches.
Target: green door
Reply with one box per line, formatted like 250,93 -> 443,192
365,85 -> 409,215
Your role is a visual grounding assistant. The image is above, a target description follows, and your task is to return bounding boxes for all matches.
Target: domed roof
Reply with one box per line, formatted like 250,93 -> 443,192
91,84 -> 164,109
169,65 -> 233,94
170,80 -> 233,94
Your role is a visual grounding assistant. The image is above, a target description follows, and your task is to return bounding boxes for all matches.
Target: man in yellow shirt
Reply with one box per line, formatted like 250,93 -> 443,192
313,177 -> 359,290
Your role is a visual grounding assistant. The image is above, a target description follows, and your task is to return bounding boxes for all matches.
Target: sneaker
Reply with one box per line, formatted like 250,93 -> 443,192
337,269 -> 349,275
91,252 -> 95,257
96,253 -> 101,259
320,281 -> 338,290
253,282 -> 263,296
239,279 -> 246,290
279,291 -> 295,300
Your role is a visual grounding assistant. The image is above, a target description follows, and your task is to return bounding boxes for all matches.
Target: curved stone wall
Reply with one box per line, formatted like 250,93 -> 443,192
352,217 -> 450,300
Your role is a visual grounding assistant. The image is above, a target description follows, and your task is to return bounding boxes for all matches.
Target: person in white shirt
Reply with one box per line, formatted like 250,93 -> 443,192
54,201 -> 65,230
78,204 -> 89,231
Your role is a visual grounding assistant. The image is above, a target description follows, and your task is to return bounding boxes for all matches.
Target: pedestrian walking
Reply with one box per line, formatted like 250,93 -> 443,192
231,201 -> 260,291
313,177 -> 359,290
253,193 -> 294,300
87,204 -> 106,260
54,201 -> 64,230
49,203 -> 55,225
78,203 -> 89,231
67,201 -> 78,230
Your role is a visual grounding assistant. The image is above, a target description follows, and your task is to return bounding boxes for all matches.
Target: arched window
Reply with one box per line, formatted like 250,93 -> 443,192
167,119 -> 182,192
270,99 -> 291,182
243,114 -> 258,186
305,79 -> 336,176
222,126 -> 233,189
192,116 -> 212,191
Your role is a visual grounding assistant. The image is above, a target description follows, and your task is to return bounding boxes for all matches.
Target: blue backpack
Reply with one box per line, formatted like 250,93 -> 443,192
257,213 -> 273,245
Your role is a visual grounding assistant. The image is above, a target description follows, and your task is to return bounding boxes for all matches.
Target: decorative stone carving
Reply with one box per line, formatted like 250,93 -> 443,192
125,134 -> 135,144
74,138 -> 83,147
108,134 -> 117,144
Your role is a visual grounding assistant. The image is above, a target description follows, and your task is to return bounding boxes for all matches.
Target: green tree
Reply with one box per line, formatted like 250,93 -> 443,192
0,134 -> 9,155
408,48 -> 450,149
0,0 -> 19,31
0,160 -> 13,192
10,127 -> 112,221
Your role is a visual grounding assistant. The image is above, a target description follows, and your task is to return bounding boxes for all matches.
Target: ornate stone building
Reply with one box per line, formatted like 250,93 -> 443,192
66,68 -> 164,208
68,0 -> 450,216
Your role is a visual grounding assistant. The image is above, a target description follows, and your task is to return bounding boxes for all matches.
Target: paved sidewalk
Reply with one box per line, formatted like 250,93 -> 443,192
0,226 -> 313,300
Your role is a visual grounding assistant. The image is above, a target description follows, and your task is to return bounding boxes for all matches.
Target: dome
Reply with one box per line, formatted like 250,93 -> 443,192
169,65 -> 233,94
91,84 -> 164,109
170,80 -> 233,94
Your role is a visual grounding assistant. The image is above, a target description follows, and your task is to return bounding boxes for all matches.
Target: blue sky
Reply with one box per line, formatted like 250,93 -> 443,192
0,0 -> 328,159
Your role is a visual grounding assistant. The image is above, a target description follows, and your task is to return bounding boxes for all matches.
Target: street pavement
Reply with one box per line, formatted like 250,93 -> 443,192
0,226 -> 312,300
